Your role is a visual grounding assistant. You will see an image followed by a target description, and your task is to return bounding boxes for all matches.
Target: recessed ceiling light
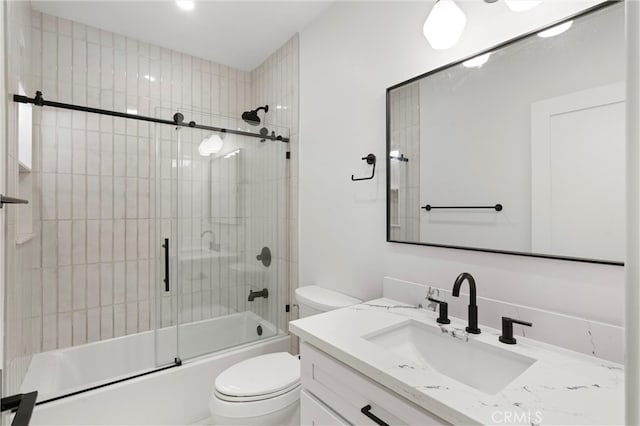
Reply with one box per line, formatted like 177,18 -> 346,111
144,74 -> 155,82
176,1 -> 195,11
463,52 -> 491,68
537,20 -> 573,38
126,108 -> 138,115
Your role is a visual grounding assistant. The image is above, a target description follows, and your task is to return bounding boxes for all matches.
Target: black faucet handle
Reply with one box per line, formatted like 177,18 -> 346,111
511,318 -> 533,327
499,317 -> 532,345
427,297 -> 450,325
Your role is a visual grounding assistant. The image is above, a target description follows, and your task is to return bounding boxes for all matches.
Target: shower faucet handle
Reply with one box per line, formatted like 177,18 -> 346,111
256,247 -> 271,267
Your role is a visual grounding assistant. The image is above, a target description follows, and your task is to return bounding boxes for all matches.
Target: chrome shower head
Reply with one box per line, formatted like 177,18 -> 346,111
241,105 -> 269,126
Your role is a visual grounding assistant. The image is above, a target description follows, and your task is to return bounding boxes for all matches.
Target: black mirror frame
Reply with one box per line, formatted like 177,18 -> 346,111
385,0 -> 623,267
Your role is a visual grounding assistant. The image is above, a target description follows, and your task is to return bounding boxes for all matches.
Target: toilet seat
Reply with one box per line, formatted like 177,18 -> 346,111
215,382 -> 301,402
210,384 -> 301,419
210,352 -> 301,418
215,352 -> 300,398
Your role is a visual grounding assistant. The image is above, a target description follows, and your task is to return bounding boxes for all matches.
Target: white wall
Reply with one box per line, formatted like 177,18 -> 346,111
299,0 -> 624,330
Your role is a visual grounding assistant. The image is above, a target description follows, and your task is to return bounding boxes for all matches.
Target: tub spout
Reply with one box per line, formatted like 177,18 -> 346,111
248,288 -> 269,302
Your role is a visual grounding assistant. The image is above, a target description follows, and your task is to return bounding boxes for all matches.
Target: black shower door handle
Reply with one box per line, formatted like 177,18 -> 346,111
162,238 -> 170,292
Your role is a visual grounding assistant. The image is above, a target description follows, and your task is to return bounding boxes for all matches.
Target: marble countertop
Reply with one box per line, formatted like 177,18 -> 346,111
289,298 -> 624,425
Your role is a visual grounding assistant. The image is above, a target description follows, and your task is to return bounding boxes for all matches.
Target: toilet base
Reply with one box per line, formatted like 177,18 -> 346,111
209,400 -> 299,426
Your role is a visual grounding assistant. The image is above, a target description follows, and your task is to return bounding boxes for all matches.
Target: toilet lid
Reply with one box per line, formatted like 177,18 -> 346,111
295,285 -> 362,311
215,353 -> 300,398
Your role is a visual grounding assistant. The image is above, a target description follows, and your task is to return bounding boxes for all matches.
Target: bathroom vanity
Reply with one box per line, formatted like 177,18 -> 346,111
290,297 -> 624,425
299,341 -> 448,425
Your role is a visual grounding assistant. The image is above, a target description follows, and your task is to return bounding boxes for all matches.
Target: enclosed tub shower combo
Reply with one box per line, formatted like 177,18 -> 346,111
6,91 -> 292,424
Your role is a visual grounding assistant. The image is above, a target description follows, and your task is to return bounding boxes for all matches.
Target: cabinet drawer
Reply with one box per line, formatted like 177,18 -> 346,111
301,342 -> 449,426
301,390 -> 348,426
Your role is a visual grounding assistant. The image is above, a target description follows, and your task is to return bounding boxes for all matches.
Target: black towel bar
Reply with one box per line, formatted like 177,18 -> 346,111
422,204 -> 503,212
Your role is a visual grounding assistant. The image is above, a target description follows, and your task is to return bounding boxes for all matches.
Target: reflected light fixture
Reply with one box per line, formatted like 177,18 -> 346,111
224,149 -> 240,159
463,52 -> 491,68
198,134 -> 224,156
176,1 -> 195,11
537,20 -> 573,38
423,0 -> 467,50
504,0 -> 542,12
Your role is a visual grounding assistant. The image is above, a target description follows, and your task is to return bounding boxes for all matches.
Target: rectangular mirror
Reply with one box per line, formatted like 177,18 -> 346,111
386,2 -> 624,265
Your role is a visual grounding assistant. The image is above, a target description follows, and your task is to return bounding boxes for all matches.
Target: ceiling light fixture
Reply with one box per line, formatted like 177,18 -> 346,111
198,134 -> 224,157
144,74 -> 155,82
537,20 -> 573,38
463,52 -> 492,68
504,0 -> 542,12
176,1 -> 195,11
423,0 -> 467,50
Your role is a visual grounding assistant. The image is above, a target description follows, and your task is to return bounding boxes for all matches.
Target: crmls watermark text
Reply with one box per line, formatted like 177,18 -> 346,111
491,410 -> 543,424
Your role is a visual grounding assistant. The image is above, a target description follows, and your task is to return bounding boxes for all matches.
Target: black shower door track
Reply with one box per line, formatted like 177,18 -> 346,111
13,91 -> 290,143
33,359 -> 182,407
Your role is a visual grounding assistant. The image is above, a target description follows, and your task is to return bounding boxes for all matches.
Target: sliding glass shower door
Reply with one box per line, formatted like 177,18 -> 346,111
157,108 -> 289,363
6,105 -> 182,404
7,90 -> 289,406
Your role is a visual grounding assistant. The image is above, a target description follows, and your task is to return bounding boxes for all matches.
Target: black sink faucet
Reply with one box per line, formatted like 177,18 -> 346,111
452,272 -> 481,334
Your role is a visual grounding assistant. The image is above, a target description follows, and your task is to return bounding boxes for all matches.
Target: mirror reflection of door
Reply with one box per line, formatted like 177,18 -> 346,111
531,83 -> 625,262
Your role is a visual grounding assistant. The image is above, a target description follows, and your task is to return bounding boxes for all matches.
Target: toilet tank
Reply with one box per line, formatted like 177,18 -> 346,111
294,285 -> 361,318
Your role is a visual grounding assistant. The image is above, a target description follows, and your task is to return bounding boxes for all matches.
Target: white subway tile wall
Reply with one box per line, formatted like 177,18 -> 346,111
4,8 -> 299,394
251,35 -> 300,349
389,82 -> 420,242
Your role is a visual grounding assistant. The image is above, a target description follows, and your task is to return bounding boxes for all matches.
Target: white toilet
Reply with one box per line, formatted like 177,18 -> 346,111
209,285 -> 361,425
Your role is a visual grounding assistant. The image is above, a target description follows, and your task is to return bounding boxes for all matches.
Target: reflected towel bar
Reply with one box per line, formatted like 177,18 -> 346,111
0,195 -> 28,208
421,204 -> 503,212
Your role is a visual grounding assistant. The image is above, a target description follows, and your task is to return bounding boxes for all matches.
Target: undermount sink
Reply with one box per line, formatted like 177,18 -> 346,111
363,320 -> 536,394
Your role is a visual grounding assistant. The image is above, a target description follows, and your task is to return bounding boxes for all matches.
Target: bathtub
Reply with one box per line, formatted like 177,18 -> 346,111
20,311 -> 289,425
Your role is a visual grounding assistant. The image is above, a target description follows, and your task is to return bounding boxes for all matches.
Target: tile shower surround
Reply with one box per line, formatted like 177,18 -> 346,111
388,82 -> 420,242
4,9 -> 299,394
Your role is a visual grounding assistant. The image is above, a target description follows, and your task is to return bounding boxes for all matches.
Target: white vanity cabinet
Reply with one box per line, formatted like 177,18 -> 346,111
300,342 -> 449,426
